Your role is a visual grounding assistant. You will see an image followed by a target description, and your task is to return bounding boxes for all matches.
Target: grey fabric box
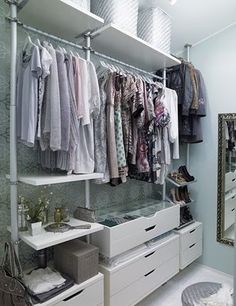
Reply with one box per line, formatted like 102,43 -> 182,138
54,239 -> 99,284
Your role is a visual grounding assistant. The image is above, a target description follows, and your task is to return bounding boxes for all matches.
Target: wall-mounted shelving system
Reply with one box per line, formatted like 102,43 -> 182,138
6,0 -> 182,304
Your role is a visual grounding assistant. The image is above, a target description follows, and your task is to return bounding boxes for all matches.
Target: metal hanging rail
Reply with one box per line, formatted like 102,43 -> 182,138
17,23 -> 162,80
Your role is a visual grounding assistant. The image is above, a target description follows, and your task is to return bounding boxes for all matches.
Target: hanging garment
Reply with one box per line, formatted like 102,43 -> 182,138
94,70 -> 110,183
40,42 -> 61,151
16,43 -> 42,147
114,74 -> 128,182
161,87 -> 179,159
37,45 -> 52,140
55,49 -> 71,152
73,60 -> 100,174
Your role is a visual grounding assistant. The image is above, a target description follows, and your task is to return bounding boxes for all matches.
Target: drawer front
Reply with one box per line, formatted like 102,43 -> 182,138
225,171 -> 236,192
109,236 -> 179,296
180,240 -> 202,270
95,205 -> 180,258
225,195 -> 236,230
109,256 -> 179,306
180,224 -> 202,251
56,278 -> 103,306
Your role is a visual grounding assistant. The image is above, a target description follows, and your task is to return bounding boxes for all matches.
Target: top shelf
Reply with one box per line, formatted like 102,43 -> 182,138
18,0 -> 104,40
91,24 -> 181,71
18,1 -> 180,72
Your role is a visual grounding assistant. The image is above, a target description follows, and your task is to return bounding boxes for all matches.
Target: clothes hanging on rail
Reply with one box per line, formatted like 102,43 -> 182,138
157,62 -> 207,144
95,69 -> 179,185
16,37 -> 180,185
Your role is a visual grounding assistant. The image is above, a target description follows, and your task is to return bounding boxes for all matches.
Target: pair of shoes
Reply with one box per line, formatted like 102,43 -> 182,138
170,187 -> 191,205
178,166 -> 195,182
180,207 -> 193,225
168,172 -> 186,185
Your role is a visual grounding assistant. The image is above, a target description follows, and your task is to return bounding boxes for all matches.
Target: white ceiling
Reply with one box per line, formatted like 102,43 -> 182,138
139,0 -> 236,54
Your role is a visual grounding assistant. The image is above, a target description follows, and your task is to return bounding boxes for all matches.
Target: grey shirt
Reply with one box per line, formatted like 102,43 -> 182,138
16,44 -> 42,147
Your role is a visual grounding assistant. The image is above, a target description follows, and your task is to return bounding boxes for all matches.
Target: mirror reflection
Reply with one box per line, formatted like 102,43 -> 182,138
224,119 -> 236,240
217,113 -> 236,245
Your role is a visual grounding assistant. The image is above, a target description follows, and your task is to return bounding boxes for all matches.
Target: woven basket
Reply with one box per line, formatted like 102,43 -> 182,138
68,0 -> 90,11
138,7 -> 172,54
91,0 -> 138,36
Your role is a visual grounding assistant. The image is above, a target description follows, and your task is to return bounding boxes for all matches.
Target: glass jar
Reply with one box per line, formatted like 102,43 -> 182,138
54,208 -> 63,223
62,207 -> 70,222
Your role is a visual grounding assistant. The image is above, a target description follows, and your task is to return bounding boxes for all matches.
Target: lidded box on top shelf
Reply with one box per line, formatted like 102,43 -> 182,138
91,0 -> 139,35
138,6 -> 172,54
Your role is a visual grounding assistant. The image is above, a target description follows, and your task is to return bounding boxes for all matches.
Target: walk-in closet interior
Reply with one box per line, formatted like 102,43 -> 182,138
0,0 -> 236,305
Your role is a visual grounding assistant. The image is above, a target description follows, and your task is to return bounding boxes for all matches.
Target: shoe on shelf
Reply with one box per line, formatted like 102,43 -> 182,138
179,166 -> 195,182
168,172 -> 187,184
181,186 -> 192,203
170,188 -> 185,205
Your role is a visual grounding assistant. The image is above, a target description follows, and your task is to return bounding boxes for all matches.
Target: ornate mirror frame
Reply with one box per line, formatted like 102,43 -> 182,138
217,113 -> 236,246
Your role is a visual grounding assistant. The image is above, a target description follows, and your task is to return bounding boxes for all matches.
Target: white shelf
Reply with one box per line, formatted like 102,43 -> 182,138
33,272 -> 103,306
18,0 -> 104,40
166,176 -> 197,187
6,173 -> 104,186
91,23 -> 181,71
8,218 -> 104,250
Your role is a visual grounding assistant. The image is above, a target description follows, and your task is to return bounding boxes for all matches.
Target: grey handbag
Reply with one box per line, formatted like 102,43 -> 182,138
0,242 -> 32,306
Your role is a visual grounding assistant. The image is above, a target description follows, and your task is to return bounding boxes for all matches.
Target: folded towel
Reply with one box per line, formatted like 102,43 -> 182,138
24,267 -> 66,295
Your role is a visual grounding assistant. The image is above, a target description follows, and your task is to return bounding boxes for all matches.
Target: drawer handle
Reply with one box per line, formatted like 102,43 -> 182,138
232,208 -> 235,212
63,289 -> 84,301
189,229 -> 196,234
145,251 -> 156,258
189,243 -> 196,249
232,196 -> 236,199
232,178 -> 236,182
145,225 -> 156,232
144,269 -> 156,277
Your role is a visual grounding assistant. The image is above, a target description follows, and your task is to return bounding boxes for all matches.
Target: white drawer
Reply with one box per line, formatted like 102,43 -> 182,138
92,204 -> 180,257
225,171 -> 236,192
180,240 -> 202,270
109,256 -> 179,306
225,194 -> 236,230
55,275 -> 104,306
179,223 -> 202,251
100,234 -> 179,296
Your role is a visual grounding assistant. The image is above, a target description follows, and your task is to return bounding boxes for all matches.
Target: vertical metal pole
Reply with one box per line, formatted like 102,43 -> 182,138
9,1 -> 19,254
162,68 -> 167,201
85,33 -> 91,243
185,44 -> 192,170
85,180 -> 90,209
84,33 -> 91,210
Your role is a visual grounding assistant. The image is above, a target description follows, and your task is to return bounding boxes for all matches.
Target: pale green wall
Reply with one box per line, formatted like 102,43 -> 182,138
189,25 -> 236,275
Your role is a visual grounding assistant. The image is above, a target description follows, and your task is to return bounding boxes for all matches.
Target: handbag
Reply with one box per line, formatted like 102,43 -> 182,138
0,242 -> 32,306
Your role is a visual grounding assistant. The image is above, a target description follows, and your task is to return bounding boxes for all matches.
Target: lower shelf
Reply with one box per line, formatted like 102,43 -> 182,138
33,272 -> 104,306
8,218 -> 104,250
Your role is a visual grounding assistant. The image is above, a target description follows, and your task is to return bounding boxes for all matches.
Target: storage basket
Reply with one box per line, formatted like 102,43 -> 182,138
91,0 -> 138,36
54,239 -> 99,284
138,7 -> 172,54
67,0 -> 90,11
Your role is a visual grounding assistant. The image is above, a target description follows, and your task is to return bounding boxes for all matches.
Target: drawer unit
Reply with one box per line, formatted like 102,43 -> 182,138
100,234 -> 179,306
110,256 -> 179,306
225,171 -> 236,192
55,273 -> 104,306
180,240 -> 202,270
175,222 -> 203,270
225,193 -> 236,230
92,204 -> 180,258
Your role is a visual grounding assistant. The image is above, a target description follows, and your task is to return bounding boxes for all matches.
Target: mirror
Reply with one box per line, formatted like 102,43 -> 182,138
217,113 -> 236,246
